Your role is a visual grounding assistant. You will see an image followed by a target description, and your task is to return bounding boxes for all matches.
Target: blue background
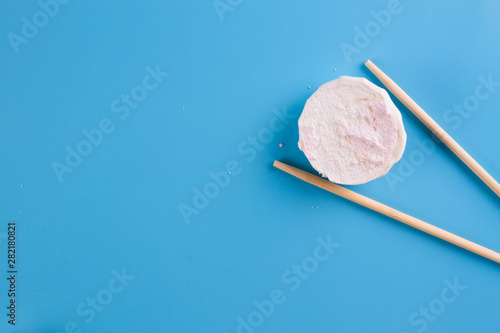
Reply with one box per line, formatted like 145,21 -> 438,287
1,1 -> 500,332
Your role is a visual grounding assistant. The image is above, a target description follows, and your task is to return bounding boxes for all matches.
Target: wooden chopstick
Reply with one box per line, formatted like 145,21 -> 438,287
273,160 -> 500,264
365,60 -> 500,198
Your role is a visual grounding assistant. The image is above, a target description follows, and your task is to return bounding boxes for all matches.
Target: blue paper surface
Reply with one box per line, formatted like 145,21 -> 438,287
1,1 -> 500,332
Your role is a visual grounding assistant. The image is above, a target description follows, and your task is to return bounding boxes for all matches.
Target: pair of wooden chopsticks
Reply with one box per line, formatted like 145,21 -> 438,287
274,60 -> 500,264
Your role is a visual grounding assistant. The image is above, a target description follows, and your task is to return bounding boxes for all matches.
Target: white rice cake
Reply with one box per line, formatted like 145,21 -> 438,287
298,76 -> 406,185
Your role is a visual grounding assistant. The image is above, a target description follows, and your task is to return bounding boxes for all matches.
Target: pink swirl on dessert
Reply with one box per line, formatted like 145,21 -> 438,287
337,99 -> 398,168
